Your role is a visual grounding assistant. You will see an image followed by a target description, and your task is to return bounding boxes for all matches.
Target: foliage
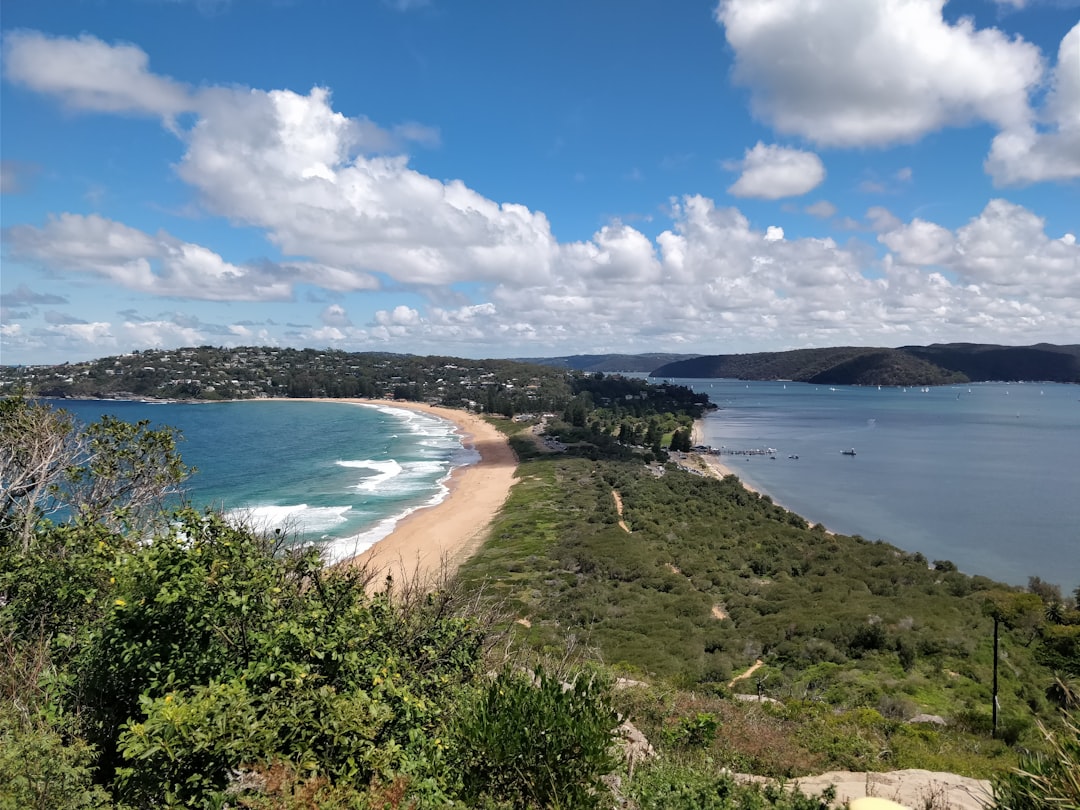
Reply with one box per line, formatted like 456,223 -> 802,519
0,396 -> 188,550
57,511 -> 484,805
0,705 -> 114,810
452,667 -> 620,810
991,706 -> 1080,810
628,763 -> 834,810
3,382 -> 1075,808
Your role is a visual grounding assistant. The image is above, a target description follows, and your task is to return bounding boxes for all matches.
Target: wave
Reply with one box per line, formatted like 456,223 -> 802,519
225,503 -> 353,535
337,457 -> 455,497
337,458 -> 403,492
317,478 -> 451,565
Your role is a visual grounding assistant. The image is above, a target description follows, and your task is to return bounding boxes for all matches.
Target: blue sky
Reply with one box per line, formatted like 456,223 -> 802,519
2,0 -> 1078,365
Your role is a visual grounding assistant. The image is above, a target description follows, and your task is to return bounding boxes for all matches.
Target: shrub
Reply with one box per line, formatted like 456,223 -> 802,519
991,709 -> 1080,810
452,666 -> 620,810
628,763 -> 835,810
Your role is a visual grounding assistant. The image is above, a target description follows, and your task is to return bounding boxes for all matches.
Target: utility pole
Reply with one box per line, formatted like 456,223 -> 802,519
992,615 -> 1000,738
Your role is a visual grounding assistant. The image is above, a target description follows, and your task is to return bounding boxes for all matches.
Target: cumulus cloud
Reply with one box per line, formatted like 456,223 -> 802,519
878,199 -> 1080,296
347,195 -> 1080,354
2,30 -> 192,118
176,86 -> 558,286
986,23 -> 1080,185
6,214 -> 294,301
5,29 -> 1080,360
726,142 -> 825,199
320,303 -> 352,328
715,0 -> 1043,147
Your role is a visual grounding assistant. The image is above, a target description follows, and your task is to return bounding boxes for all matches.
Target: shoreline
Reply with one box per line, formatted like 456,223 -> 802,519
320,399 -> 518,590
691,418 -> 827,530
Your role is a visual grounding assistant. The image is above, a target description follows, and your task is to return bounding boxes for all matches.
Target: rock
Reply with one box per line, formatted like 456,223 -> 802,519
777,769 -> 992,810
615,719 -> 656,772
733,693 -> 784,706
907,713 -> 947,725
850,800 -> 909,810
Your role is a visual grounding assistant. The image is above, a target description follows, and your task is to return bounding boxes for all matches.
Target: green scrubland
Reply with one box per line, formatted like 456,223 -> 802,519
1,392 -> 1077,809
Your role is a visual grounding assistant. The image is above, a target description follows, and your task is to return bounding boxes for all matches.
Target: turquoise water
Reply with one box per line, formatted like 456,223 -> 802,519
680,379 -> 1080,591
55,400 -> 477,563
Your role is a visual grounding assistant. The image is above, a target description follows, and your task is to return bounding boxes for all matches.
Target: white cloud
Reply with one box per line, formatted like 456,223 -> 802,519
5,30 -> 1080,361
879,219 -> 956,266
361,194 -> 1080,353
120,319 -> 205,348
878,199 -> 1080,297
867,207 -> 903,233
715,0 -> 1043,147
986,23 -> 1080,185
177,86 -> 558,286
6,213 -> 294,301
2,31 -> 191,118
726,142 -> 825,199
321,304 -> 352,328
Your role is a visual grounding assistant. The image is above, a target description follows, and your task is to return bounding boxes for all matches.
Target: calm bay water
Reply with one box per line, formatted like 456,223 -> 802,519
55,399 -> 477,563
678,379 -> 1080,591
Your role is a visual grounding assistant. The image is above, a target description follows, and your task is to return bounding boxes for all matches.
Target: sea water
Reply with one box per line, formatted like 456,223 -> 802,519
680,379 -> 1080,591
52,399 -> 477,563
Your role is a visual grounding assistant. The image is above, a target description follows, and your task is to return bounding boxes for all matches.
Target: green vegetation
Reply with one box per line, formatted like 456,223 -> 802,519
650,343 -> 1080,385
3,390 -> 1077,808
457,438 -> 1080,783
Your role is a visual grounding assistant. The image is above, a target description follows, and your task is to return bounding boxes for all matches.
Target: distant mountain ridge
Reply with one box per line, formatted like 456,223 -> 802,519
515,353 -> 701,373
649,343 -> 1080,385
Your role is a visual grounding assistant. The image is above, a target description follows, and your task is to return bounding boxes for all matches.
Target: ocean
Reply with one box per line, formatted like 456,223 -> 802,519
49,381 -> 1080,591
679,379 -> 1080,592
52,399 -> 478,564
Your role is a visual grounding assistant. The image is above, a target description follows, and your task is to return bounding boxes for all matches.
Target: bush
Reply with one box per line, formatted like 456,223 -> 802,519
452,667 -> 620,810
628,763 -> 834,810
991,709 -> 1080,810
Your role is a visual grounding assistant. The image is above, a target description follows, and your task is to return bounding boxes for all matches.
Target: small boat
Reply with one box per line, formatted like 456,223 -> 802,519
841,448 -> 856,456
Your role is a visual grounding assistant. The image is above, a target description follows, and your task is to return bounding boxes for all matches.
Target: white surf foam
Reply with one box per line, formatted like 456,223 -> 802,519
317,479 -> 451,565
337,458 -> 404,491
226,504 -> 353,535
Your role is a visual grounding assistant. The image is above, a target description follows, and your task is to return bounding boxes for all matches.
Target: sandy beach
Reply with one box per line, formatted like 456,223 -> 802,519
322,399 -> 518,590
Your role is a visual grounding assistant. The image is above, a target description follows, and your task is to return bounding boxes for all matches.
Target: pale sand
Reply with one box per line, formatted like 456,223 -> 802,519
322,399 -> 518,590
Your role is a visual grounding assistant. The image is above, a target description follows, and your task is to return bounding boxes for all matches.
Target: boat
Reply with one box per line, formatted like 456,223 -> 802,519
841,448 -> 856,456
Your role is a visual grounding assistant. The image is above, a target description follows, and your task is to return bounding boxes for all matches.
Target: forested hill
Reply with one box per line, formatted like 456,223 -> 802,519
650,343 -> 1080,385
515,352 -> 701,372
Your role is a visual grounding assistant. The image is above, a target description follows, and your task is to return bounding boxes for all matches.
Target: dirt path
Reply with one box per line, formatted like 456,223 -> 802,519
612,490 -> 631,533
728,658 -> 764,688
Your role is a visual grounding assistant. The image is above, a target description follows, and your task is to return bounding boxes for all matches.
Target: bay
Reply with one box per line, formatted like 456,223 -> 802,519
678,379 -> 1080,592
52,399 -> 477,563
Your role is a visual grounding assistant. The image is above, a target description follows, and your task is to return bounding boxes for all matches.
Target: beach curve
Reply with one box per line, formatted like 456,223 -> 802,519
325,399 -> 518,590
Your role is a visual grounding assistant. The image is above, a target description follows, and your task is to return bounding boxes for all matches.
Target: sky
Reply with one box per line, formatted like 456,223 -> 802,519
1,0 -> 1078,366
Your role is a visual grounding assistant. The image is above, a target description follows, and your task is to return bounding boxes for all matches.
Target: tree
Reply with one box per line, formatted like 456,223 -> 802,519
1,397 -> 189,552
1,396 -> 82,552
